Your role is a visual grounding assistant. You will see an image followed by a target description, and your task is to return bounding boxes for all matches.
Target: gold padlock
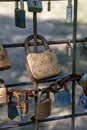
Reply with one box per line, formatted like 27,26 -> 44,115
0,44 -> 11,70
35,91 -> 51,120
0,79 -> 7,105
21,92 -> 29,115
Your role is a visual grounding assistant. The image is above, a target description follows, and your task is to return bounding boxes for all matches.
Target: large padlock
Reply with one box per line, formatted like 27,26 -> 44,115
35,91 -> 51,120
27,0 -> 42,12
0,79 -> 7,106
15,0 -> 26,28
0,44 -> 11,70
21,92 -> 29,115
78,95 -> 87,109
8,92 -> 22,121
55,84 -> 71,107
24,35 -> 60,82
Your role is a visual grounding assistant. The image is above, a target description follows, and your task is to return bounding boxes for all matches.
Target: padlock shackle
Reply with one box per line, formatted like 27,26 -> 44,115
13,92 -> 21,108
38,91 -> 50,103
15,0 -> 19,9
24,34 -> 49,55
20,0 -> 24,10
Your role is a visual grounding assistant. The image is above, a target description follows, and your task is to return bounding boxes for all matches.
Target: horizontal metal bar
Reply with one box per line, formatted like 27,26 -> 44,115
0,112 -> 87,130
0,0 -> 67,2
2,38 -> 87,48
6,77 -> 58,88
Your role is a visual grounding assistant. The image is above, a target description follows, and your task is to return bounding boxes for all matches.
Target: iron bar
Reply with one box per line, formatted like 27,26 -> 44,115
33,12 -> 39,130
0,112 -> 87,130
71,0 -> 78,129
1,38 -> 87,48
0,0 -> 67,2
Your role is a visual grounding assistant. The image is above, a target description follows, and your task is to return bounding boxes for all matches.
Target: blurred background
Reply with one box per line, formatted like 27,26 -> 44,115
0,0 -> 87,130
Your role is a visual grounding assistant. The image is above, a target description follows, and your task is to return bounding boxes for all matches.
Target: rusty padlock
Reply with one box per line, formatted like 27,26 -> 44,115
35,91 -> 51,120
0,44 -> 11,70
21,92 -> 29,115
0,79 -> 7,106
24,34 -> 60,82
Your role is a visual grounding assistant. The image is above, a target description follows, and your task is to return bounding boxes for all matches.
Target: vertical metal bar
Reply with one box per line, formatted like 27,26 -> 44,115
71,0 -> 78,130
33,12 -> 38,52
33,12 -> 39,130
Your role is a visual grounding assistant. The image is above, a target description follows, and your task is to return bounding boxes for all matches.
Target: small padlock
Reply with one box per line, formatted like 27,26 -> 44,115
27,0 -> 42,13
21,92 -> 29,115
15,0 -> 26,28
0,44 -> 11,70
78,95 -> 87,109
0,79 -> 7,106
55,84 -> 71,107
35,91 -> 51,120
8,94 -> 19,120
79,74 -> 87,88
66,0 -> 72,23
8,92 -> 22,121
66,40 -> 72,56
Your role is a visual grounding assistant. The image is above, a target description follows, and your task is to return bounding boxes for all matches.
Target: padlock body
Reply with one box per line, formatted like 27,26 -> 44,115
66,6 -> 72,23
27,0 -> 42,12
15,8 -> 26,28
78,95 -> 87,109
55,90 -> 71,107
36,98 -> 51,120
22,102 -> 28,115
0,49 -> 11,70
0,87 -> 7,105
8,102 -> 19,120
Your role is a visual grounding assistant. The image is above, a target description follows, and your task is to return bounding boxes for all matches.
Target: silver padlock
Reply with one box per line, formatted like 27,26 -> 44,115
66,40 -> 72,56
66,0 -> 72,23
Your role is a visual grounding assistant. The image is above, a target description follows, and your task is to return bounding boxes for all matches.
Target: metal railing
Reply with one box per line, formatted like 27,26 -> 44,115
0,0 -> 86,130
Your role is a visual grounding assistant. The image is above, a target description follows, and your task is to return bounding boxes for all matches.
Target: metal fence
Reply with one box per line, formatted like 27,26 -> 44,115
0,0 -> 87,130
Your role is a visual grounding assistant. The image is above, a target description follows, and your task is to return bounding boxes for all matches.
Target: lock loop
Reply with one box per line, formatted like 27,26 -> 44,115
20,0 -> 24,10
25,34 -> 49,55
21,92 -> 29,115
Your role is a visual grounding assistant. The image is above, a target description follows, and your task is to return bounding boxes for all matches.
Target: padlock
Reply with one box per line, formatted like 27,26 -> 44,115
78,95 -> 87,109
24,35 -> 60,82
8,92 -> 22,121
66,0 -> 72,23
8,93 -> 19,120
21,92 -> 29,115
55,84 -> 71,107
66,40 -> 72,56
0,44 -> 11,70
0,79 -> 7,106
27,0 -> 42,13
35,91 -> 51,120
15,0 -> 26,28
79,74 -> 87,88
